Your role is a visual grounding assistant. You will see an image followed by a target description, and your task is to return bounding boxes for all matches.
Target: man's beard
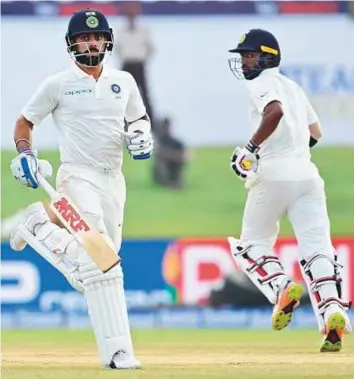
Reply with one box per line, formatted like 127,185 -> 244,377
242,64 -> 262,80
76,50 -> 105,67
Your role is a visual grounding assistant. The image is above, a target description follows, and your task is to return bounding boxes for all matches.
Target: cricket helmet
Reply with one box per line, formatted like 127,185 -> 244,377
65,9 -> 114,67
228,29 -> 281,80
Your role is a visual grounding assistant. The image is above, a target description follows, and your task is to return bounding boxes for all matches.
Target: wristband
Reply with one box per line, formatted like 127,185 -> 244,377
15,138 -> 32,150
245,140 -> 259,153
19,147 -> 33,154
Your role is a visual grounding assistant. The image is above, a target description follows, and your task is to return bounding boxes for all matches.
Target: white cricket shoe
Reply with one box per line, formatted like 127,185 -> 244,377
109,350 -> 142,370
10,202 -> 49,251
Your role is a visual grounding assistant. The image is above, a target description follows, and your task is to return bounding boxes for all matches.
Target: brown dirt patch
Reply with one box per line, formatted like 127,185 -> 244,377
2,348 -> 353,368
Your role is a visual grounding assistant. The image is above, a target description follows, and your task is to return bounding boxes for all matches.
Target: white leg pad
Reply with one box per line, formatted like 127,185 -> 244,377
300,251 -> 352,333
10,202 -> 85,292
35,222 -> 81,266
79,262 -> 134,367
17,224 -> 84,292
11,202 -> 80,272
228,237 -> 289,304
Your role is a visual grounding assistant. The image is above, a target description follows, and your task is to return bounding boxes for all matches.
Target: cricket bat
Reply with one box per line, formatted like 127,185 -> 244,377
36,173 -> 120,273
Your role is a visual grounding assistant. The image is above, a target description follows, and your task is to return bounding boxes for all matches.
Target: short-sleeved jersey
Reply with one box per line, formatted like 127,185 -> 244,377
245,67 -> 320,181
22,62 -> 146,171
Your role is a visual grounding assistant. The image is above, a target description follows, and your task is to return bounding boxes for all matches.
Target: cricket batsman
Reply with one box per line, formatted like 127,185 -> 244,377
227,29 -> 351,352
9,9 -> 153,369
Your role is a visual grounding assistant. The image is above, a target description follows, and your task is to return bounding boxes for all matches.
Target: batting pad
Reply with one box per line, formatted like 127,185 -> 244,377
79,262 -> 134,366
300,252 -> 352,334
228,237 -> 288,304
18,224 -> 79,279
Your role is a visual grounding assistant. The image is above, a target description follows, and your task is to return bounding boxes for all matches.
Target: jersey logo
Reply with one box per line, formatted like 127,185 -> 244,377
259,92 -> 268,98
64,89 -> 92,96
111,84 -> 121,94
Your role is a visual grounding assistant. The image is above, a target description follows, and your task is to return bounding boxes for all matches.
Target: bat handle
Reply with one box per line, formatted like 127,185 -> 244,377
36,173 -> 59,200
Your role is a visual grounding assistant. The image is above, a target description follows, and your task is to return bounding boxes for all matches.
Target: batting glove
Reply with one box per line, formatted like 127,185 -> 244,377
231,140 -> 260,180
124,130 -> 153,160
10,149 -> 53,189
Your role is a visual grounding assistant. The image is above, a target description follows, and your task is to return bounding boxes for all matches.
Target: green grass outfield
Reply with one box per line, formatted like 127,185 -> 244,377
1,147 -> 354,238
2,329 -> 354,378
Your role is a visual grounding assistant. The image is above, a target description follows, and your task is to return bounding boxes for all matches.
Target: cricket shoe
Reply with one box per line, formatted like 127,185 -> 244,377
320,312 -> 346,352
10,202 -> 49,251
272,281 -> 304,331
109,350 -> 142,370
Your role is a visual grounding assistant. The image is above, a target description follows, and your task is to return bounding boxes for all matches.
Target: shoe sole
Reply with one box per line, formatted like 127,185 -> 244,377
104,363 -> 142,370
272,283 -> 303,331
320,313 -> 345,353
108,366 -> 142,370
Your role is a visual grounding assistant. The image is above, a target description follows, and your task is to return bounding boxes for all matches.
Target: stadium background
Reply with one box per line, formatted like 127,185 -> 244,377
1,1 -> 354,378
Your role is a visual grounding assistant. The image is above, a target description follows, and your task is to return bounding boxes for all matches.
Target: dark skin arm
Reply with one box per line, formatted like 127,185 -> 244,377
14,115 -> 34,152
250,101 -> 284,146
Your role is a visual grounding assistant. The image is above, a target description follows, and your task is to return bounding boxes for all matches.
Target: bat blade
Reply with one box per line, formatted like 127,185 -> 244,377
50,195 -> 120,272
80,231 -> 120,272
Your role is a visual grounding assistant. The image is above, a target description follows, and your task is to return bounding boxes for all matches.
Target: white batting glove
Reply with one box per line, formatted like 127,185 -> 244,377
124,130 -> 153,160
11,149 -> 53,189
231,141 -> 260,180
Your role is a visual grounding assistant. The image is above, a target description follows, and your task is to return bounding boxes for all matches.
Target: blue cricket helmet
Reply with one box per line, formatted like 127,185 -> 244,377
65,9 -> 114,67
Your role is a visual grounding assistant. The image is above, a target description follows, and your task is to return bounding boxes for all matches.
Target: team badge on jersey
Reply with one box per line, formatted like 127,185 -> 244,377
86,16 -> 99,28
111,84 -> 121,94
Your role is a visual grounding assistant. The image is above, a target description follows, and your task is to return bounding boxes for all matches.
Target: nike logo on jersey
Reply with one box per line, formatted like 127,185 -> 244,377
259,92 -> 268,98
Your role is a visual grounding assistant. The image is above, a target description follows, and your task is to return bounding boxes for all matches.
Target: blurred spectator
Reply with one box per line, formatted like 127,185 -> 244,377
115,2 -> 155,129
153,117 -> 188,189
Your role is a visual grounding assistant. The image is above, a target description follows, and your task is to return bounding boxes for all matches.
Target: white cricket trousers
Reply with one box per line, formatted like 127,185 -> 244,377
241,177 -> 333,258
56,163 -> 126,251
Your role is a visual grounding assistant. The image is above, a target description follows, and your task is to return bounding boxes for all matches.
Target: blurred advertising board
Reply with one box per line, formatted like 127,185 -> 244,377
1,1 -> 348,17
1,240 -> 171,313
2,237 -> 354,313
4,307 -> 354,330
162,237 -> 354,306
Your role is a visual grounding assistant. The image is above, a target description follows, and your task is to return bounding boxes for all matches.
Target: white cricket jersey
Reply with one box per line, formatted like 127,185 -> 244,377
115,27 -> 153,62
22,62 -> 146,171
245,67 -> 321,181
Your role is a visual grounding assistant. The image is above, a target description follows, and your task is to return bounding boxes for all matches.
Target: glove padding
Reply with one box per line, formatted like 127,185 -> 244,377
10,149 -> 53,189
124,130 -> 153,160
231,146 -> 259,180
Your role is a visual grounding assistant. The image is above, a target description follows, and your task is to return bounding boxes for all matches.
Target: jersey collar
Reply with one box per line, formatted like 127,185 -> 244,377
259,67 -> 280,77
71,62 -> 110,79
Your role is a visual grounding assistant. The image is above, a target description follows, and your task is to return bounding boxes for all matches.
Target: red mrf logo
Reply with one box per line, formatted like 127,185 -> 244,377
53,197 -> 91,233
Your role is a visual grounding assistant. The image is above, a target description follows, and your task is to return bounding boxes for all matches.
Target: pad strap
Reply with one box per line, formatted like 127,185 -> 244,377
229,238 -> 287,304
233,246 -> 285,287
301,253 -> 351,312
